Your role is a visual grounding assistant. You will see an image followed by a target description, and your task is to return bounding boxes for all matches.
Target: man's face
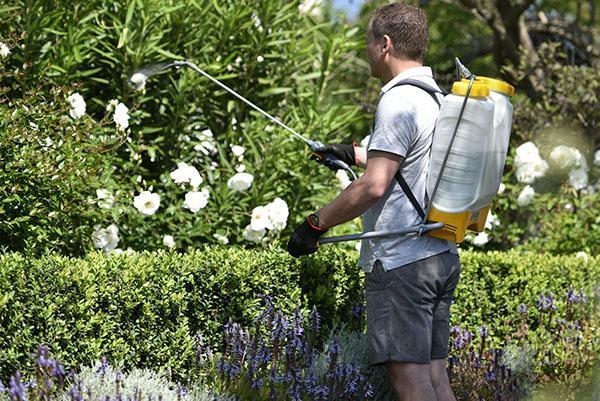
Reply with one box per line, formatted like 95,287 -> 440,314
366,25 -> 383,79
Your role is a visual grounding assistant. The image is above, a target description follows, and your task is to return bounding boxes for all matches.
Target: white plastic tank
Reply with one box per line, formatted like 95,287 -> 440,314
468,77 -> 515,201
427,80 -> 495,213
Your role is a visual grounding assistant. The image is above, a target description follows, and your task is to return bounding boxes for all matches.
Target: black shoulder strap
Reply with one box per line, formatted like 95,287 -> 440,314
387,79 -> 447,220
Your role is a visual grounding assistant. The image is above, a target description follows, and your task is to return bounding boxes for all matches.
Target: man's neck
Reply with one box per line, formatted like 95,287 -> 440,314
381,59 -> 423,84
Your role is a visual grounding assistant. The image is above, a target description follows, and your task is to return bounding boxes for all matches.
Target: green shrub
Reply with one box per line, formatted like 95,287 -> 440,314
0,0 -> 365,256
0,245 -> 363,381
1,247 -> 598,385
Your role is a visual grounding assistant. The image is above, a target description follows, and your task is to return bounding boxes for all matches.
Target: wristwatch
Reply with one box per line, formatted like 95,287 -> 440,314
307,213 -> 326,232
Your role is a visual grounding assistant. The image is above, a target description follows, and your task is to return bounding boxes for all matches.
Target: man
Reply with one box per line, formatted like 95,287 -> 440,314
286,3 -> 460,401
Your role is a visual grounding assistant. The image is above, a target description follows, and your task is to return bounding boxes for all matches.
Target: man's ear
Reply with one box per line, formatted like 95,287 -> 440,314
382,34 -> 393,53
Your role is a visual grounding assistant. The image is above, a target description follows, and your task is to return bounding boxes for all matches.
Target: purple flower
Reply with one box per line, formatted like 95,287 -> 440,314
51,360 -> 66,378
478,325 -> 489,339
115,370 -> 122,382
518,303 -> 528,314
327,341 -> 341,356
176,386 -> 188,398
251,378 -> 263,389
484,370 -> 497,382
450,326 -> 461,335
68,385 -> 82,401
0,380 -> 6,393
96,357 -> 110,376
8,372 -> 27,401
351,304 -> 363,318
309,306 -> 321,334
364,382 -> 374,399
537,292 -> 557,311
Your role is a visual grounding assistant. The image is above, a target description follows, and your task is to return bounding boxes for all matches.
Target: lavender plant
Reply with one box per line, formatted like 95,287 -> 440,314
0,346 -> 232,401
201,296 -> 374,401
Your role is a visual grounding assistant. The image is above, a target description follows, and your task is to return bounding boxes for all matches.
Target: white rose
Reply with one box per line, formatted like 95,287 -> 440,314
299,0 -> 323,17
133,191 -> 160,215
183,188 -> 210,212
575,251 -> 589,261
235,164 -> 246,173
92,224 -> 120,253
484,212 -> 499,230
96,189 -> 114,209
335,169 -> 351,190
170,162 -> 203,190
67,93 -> 86,119
227,172 -> 254,192
243,224 -> 266,242
251,205 -> 272,231
569,168 -> 588,190
515,159 -> 549,184
516,185 -> 535,206
0,42 -> 10,58
472,232 -> 489,247
594,150 -> 600,167
231,145 -> 245,157
256,55 -> 264,63
163,235 -> 176,249
265,197 -> 289,232
550,145 -> 586,170
213,233 -> 229,245
514,141 -> 541,166
114,103 -> 130,131
130,72 -> 147,91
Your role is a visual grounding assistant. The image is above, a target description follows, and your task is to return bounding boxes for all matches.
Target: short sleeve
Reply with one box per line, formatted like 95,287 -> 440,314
367,93 -> 417,158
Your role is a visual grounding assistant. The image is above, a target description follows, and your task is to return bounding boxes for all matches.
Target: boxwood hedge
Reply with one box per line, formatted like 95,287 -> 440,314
0,246 -> 597,381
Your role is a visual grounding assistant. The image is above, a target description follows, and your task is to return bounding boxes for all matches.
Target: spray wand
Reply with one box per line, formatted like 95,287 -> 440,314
129,60 -> 357,179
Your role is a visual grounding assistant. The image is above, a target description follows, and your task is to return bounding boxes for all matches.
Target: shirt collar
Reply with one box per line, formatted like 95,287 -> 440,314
379,66 -> 433,96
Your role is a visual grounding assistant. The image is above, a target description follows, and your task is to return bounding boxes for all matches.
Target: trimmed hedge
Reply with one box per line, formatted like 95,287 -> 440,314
0,246 -> 598,382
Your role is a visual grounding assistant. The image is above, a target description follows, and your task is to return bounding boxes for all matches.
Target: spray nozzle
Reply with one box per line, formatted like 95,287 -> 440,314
455,57 -> 475,81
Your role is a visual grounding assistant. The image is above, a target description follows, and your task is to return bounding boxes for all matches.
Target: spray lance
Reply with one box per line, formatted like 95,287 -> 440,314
128,60 -> 357,179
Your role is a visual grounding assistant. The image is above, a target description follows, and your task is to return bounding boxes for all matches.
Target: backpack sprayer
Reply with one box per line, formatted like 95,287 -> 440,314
320,58 -> 516,245
128,60 -> 357,180
130,58 -> 515,246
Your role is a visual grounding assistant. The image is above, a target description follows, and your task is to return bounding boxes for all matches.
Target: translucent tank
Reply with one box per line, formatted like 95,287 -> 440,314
427,80 -> 495,213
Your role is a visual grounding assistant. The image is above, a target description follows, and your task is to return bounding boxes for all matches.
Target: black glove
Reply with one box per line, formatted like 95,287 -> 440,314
287,215 -> 328,258
312,143 -> 357,170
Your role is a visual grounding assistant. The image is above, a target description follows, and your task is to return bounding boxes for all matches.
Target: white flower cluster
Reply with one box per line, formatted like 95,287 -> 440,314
194,129 -> 218,156
549,145 -> 589,190
243,198 -> 289,242
0,42 -> 10,58
67,93 -> 86,120
514,142 -> 549,184
594,150 -> 600,167
106,99 -> 131,131
251,12 -> 264,33
230,144 -> 246,172
133,191 -> 161,215
298,0 -> 323,17
517,185 -> 535,206
92,224 -> 120,254
170,162 -> 203,190
470,212 -> 500,247
228,172 -> 254,192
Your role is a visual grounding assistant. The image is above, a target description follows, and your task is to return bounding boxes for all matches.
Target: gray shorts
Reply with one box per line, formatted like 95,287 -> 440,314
365,251 -> 461,365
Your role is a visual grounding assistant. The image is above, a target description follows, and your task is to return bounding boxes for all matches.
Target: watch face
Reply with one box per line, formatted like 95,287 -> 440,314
308,214 -> 319,227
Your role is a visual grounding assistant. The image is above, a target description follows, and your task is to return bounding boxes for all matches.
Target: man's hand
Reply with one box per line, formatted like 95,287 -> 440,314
287,215 -> 328,258
313,143 -> 358,170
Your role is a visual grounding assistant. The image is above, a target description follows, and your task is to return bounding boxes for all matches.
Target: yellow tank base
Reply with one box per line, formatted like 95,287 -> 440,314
426,207 -> 487,243
467,205 -> 491,232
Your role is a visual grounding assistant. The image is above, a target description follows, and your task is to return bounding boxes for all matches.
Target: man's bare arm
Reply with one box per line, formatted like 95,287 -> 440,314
314,150 -> 404,229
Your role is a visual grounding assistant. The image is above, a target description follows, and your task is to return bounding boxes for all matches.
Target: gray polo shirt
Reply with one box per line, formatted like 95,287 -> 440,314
358,66 -> 455,273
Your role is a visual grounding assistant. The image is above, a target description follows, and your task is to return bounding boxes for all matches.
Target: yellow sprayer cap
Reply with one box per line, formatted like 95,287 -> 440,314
451,81 -> 490,97
462,76 -> 515,97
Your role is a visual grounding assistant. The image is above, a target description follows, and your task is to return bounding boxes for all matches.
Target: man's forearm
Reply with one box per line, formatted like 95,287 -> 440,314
315,174 -> 381,229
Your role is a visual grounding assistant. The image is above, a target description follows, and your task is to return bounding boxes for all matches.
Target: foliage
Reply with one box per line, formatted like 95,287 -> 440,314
0,245 -> 362,382
0,0 -> 365,256
1,247 -> 598,389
